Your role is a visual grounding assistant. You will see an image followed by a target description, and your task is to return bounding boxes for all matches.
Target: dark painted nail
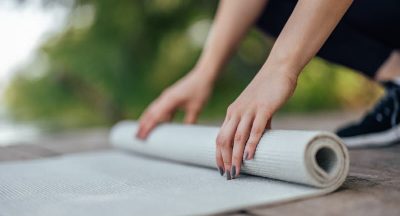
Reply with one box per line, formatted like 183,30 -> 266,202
243,152 -> 249,161
231,165 -> 236,179
226,170 -> 232,180
218,167 -> 224,176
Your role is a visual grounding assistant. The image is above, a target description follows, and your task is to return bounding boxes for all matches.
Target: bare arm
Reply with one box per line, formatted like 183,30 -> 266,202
137,0 -> 267,139
263,0 -> 352,79
216,0 -> 353,179
193,0 -> 268,82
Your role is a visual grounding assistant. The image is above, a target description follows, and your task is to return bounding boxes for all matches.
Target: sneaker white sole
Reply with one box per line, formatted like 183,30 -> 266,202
341,124 -> 400,148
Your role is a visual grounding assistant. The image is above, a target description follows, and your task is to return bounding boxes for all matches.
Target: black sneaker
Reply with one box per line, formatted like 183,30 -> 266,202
336,81 -> 400,148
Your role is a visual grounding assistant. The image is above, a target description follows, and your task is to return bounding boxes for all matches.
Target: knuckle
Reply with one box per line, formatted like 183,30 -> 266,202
162,90 -> 181,101
147,105 -> 159,115
217,134 -> 233,148
147,111 -> 157,119
246,139 -> 258,147
216,134 -> 223,145
226,104 -> 236,114
148,112 -> 161,121
223,161 -> 232,166
163,93 -> 176,101
159,91 -> 170,100
256,102 -> 269,110
222,140 -> 232,149
216,134 -> 227,147
171,93 -> 182,101
242,111 -> 254,119
251,128 -> 264,138
256,105 -> 273,117
234,133 -> 244,143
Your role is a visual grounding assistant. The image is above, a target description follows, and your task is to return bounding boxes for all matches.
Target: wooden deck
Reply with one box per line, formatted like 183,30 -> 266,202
1,112 -> 399,216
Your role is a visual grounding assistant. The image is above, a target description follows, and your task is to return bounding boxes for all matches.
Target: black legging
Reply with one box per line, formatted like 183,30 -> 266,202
256,0 -> 400,78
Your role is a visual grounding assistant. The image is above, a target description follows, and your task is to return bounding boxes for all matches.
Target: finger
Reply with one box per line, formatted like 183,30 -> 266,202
137,118 -> 159,140
216,117 -> 239,180
137,100 -> 175,139
215,118 -> 227,176
215,144 -> 225,176
143,109 -> 176,139
136,110 -> 153,139
231,114 -> 253,178
214,115 -> 230,176
244,111 -> 270,160
136,97 -> 164,138
184,107 -> 200,124
137,109 -> 161,139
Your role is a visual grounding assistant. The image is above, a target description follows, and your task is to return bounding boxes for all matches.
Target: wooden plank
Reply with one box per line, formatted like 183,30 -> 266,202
0,129 -> 110,162
37,129 -> 110,154
0,145 -> 58,162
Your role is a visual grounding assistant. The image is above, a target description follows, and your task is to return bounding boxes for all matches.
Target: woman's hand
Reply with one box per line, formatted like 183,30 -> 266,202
136,70 -> 213,139
214,0 -> 352,180
216,70 -> 298,180
137,0 -> 270,138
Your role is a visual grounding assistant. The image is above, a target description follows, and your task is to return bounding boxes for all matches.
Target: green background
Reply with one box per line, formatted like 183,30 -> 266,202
5,0 -> 382,128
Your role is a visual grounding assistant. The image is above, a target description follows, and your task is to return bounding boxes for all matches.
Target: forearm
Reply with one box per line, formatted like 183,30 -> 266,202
259,0 -> 353,80
192,0 -> 268,83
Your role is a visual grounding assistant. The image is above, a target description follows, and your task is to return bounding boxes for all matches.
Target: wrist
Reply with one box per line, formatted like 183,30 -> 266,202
259,61 -> 299,83
260,52 -> 304,79
190,62 -> 220,85
259,47 -> 306,80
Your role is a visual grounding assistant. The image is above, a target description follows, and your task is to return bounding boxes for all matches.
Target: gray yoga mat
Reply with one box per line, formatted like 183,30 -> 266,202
0,121 -> 349,216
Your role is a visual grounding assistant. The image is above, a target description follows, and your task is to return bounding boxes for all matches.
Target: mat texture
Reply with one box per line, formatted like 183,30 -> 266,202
0,121 -> 349,216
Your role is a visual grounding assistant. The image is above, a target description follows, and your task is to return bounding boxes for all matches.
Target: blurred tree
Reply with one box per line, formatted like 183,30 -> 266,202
5,0 -> 382,127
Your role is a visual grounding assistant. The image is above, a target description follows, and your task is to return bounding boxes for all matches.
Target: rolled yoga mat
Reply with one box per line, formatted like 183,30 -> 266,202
0,121 -> 349,216
111,121 -> 349,189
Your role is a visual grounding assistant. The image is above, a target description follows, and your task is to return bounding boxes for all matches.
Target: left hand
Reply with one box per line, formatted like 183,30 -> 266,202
215,70 -> 298,180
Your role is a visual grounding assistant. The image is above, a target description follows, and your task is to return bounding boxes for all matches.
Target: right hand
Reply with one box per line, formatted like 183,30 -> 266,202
136,70 -> 214,139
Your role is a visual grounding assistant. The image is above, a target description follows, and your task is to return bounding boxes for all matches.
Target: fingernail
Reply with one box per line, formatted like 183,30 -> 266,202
243,152 -> 249,161
231,165 -> 236,179
218,167 -> 224,176
226,170 -> 232,180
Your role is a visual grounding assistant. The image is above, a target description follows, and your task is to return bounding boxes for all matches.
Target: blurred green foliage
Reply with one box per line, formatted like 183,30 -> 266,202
5,0 -> 382,127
